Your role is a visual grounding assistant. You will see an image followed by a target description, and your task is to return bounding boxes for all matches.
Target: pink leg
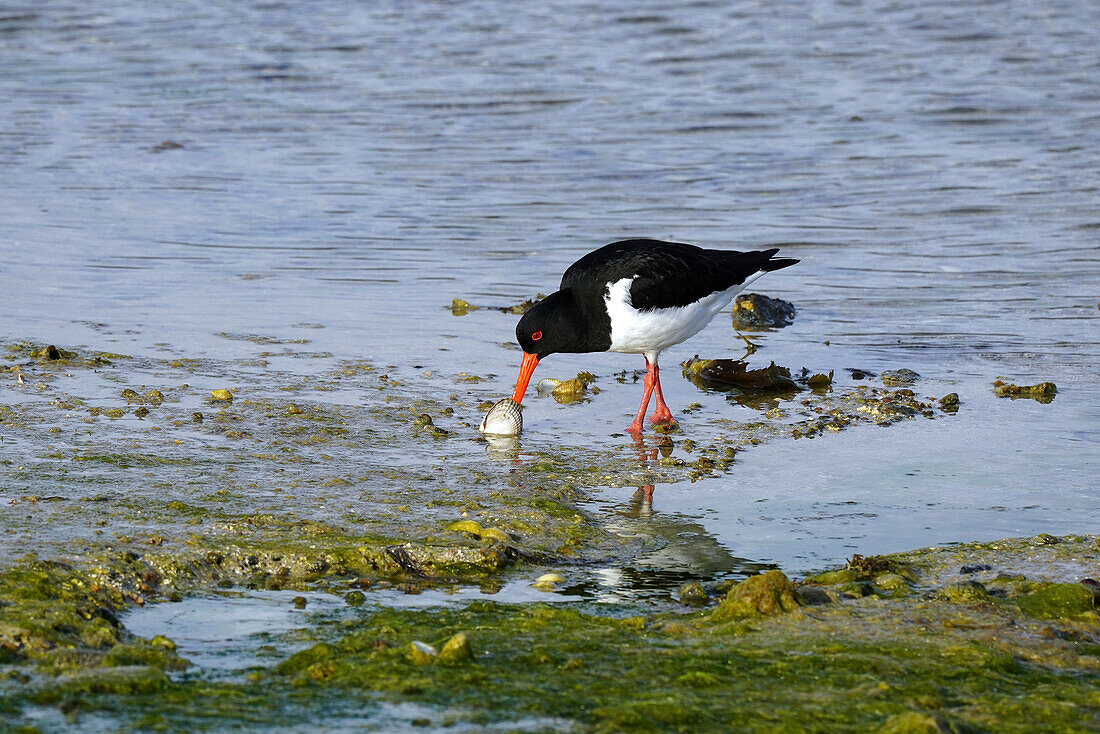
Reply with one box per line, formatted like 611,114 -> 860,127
649,359 -> 677,425
627,357 -> 657,434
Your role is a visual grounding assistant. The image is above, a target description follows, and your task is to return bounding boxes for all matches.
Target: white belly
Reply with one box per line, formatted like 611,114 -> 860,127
604,273 -> 764,355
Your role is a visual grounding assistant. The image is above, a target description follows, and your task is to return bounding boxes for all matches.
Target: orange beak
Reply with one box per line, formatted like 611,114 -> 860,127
511,352 -> 540,404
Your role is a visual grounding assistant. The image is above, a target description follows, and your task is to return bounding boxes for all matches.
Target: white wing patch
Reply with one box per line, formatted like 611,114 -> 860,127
604,271 -> 766,355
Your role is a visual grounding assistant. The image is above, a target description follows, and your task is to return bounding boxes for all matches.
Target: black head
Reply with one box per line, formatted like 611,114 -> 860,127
515,289 -> 586,359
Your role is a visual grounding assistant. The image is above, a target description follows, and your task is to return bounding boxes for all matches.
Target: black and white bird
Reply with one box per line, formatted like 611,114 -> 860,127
510,239 -> 798,434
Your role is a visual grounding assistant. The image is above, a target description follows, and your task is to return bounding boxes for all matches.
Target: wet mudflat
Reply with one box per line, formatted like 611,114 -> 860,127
2,0 -> 1099,730
1,337 -> 1097,732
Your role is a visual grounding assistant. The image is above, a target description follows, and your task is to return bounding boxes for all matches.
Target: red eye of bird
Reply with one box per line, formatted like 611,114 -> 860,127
531,331 -> 543,341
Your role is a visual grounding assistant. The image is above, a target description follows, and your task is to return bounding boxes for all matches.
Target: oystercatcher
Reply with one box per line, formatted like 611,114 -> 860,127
510,239 -> 798,434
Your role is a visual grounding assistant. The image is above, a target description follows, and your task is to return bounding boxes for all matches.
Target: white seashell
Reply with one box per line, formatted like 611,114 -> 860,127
536,378 -> 562,396
478,398 -> 523,435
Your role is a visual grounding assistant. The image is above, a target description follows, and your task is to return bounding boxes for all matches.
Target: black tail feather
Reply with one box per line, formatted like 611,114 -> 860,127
761,257 -> 799,272
753,247 -> 799,272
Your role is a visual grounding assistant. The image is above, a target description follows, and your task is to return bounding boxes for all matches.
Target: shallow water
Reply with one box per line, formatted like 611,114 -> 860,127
2,0 -> 1098,607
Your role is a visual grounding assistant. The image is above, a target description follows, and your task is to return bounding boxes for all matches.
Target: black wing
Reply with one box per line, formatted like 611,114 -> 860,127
562,239 -> 797,311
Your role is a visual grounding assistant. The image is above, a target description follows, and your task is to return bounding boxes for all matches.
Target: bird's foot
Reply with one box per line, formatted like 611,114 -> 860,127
626,420 -> 645,436
649,407 -> 676,425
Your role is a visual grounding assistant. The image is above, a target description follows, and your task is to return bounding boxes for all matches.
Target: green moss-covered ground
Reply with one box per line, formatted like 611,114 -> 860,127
1,535 -> 1097,732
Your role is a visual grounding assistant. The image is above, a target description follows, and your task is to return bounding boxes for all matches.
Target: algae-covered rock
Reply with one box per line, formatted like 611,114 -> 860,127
34,666 -> 168,703
877,711 -> 956,734
681,357 -> 800,392
712,570 -> 800,622
881,369 -> 920,387
479,527 -> 511,543
805,568 -> 856,585
447,519 -> 483,536
875,573 -> 914,595
30,344 -> 75,361
795,585 -> 839,605
938,393 -> 960,411
408,640 -> 438,665
935,581 -> 993,604
679,581 -> 709,607
103,641 -> 190,671
533,573 -> 564,590
211,389 -> 234,402
992,380 -> 1057,403
1016,583 -> 1098,620
730,293 -> 796,329
450,298 -> 475,316
438,632 -> 473,664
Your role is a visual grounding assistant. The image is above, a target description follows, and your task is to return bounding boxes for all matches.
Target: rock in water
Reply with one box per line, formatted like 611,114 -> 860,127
730,293 -> 796,329
479,398 -> 523,436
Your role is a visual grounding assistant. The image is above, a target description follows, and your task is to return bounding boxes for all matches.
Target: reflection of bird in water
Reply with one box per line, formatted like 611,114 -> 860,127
592,484 -> 774,601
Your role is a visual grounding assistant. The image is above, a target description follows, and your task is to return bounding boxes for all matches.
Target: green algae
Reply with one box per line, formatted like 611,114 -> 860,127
230,592 -> 1099,731
1,337 -> 1096,730
2,537 -> 1099,731
992,380 -> 1057,402
1017,583 -> 1098,621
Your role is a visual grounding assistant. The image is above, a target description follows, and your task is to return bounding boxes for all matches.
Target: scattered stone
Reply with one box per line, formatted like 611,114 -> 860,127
795,585 -> 838,605
345,590 -> 365,607
846,554 -> 894,579
211,389 -> 233,402
134,407 -> 149,418
479,527 -> 510,543
679,581 -> 709,606
450,298 -> 475,316
935,581 -> 993,604
938,393 -> 960,412
960,564 -> 992,574
438,632 -> 473,664
408,640 -> 438,666
881,369 -> 920,386
874,573 -> 912,594
534,573 -> 564,590
730,293 -> 796,329
292,596 -> 307,609
447,519 -> 483,536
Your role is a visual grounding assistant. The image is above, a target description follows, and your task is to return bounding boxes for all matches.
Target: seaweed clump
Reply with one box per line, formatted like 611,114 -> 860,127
992,380 -> 1057,403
